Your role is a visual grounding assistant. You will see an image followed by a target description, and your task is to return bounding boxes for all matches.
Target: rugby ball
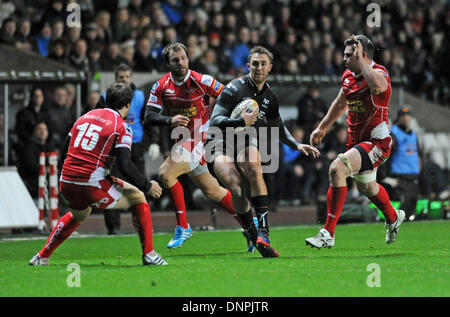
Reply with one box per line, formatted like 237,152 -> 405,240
230,99 -> 259,131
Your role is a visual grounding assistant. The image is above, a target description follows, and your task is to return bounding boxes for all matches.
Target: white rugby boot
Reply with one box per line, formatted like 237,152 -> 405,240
305,228 -> 335,249
385,209 -> 406,244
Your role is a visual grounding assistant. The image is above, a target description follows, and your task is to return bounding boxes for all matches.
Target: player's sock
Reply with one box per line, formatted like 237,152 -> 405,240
324,186 -> 348,237
168,181 -> 189,229
251,195 -> 269,230
51,209 -> 59,222
131,202 -> 154,254
39,212 -> 80,258
368,184 -> 397,224
238,209 -> 258,245
219,190 -> 244,227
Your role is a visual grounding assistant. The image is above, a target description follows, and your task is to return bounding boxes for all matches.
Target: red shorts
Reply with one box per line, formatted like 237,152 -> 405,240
59,176 -> 124,210
349,137 -> 393,170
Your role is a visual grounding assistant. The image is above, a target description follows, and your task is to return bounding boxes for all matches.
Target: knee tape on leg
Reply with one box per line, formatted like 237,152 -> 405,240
337,153 -> 353,177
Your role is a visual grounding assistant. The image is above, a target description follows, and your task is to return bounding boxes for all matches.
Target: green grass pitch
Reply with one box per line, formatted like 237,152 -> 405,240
0,220 -> 449,297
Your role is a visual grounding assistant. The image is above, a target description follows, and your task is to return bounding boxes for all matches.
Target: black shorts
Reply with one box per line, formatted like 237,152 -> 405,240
205,130 -> 258,166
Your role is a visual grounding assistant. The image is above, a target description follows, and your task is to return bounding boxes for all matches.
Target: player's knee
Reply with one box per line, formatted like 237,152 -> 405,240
70,209 -> 90,222
329,159 -> 349,181
357,182 -> 378,197
228,181 -> 244,199
158,168 -> 171,187
242,161 -> 262,180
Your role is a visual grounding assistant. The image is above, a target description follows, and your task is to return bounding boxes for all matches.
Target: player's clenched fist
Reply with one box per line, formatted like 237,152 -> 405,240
148,180 -> 163,198
171,114 -> 190,127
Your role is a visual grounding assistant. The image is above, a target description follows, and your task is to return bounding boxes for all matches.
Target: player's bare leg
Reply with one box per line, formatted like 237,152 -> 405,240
189,170 -> 244,226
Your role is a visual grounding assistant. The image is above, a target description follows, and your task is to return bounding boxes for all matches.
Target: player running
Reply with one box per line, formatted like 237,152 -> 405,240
207,46 -> 320,257
305,35 -> 406,249
30,83 -> 168,266
144,42 -> 250,249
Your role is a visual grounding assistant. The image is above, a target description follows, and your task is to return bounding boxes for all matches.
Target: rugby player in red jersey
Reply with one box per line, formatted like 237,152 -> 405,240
305,35 -> 406,249
145,43 -> 248,249
30,83 -> 168,266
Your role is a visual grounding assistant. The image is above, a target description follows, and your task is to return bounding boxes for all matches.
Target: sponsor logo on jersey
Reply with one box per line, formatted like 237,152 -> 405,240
151,82 -> 159,93
347,99 -> 366,112
168,106 -> 198,118
201,74 -> 213,86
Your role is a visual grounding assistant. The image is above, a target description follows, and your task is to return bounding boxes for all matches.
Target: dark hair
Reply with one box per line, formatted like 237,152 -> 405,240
162,42 -> 189,64
114,63 -> 132,79
344,35 -> 375,59
248,46 -> 274,64
105,82 -> 133,110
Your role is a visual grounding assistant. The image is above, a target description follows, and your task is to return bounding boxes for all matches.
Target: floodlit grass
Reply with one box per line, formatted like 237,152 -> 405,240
0,220 -> 449,297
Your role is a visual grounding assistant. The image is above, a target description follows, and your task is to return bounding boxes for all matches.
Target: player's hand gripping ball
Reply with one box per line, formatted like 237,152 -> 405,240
230,98 -> 259,131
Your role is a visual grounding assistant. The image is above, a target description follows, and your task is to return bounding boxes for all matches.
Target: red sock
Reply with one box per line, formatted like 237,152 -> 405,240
368,184 -> 397,224
168,181 -> 188,229
39,212 -> 80,258
219,190 -> 244,228
324,186 -> 348,237
131,202 -> 154,254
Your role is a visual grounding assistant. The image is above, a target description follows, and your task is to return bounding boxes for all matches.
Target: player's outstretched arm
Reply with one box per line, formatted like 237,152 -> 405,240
310,89 -> 347,147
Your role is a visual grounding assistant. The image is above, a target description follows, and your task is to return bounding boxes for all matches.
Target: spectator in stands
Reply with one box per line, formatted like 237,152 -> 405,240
100,42 -> 122,71
0,17 -> 16,46
208,13 -> 225,40
208,32 -> 232,74
39,0 -> 65,31
263,27 -> 282,73
51,18 -> 64,40
15,87 -> 48,147
222,0 -> 247,27
82,90 -> 101,115
381,107 -> 420,220
94,10 -> 112,45
65,25 -> 82,54
47,38 -> 69,64
17,121 -> 57,200
176,9 -> 200,42
83,22 -> 102,47
45,86 -> 74,151
88,43 -> 102,78
133,37 -> 158,72
119,42 -> 135,67
68,38 -> 90,75
113,8 -> 131,43
35,21 -> 52,57
161,0 -> 183,25
228,26 -> 250,74
278,28 -> 299,66
296,85 -> 329,135
15,18 -> 33,51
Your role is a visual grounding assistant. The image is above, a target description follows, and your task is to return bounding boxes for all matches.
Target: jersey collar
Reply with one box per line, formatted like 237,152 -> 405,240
247,74 -> 269,93
170,70 -> 191,86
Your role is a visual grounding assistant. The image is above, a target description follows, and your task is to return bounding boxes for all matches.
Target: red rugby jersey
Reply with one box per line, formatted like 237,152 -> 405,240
61,108 -> 133,183
341,61 -> 392,147
146,70 -> 224,142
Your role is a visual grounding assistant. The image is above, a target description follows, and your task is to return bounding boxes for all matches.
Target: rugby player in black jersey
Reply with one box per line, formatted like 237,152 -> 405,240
207,46 -> 320,257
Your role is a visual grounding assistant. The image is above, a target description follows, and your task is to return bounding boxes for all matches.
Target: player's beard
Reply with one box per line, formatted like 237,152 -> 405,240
172,66 -> 188,81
